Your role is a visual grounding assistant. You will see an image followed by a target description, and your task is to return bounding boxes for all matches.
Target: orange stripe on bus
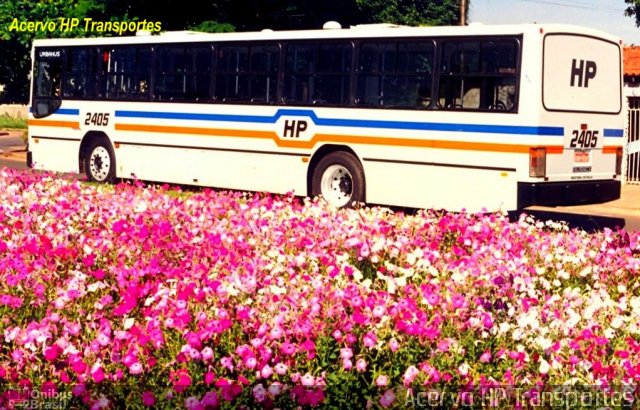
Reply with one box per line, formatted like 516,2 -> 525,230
115,122 -> 564,154
28,119 -> 79,128
115,123 -> 276,139
602,146 -> 621,154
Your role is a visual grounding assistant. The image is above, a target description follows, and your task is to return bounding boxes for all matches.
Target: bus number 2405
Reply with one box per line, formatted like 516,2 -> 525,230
84,112 -> 110,126
569,129 -> 598,148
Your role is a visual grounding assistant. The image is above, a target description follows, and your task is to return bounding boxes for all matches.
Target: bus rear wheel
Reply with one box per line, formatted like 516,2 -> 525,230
84,139 -> 116,183
311,151 -> 365,208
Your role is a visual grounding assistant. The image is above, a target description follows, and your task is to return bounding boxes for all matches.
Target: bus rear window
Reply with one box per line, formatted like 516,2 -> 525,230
543,34 -> 621,114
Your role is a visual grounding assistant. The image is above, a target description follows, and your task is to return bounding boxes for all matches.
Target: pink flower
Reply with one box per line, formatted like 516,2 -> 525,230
44,345 -> 61,362
280,342 -> 296,356
201,391 -> 219,407
403,365 -> 419,386
301,373 -> 315,387
388,339 -> 399,352
91,367 -> 105,384
480,350 -> 492,363
482,314 -> 494,329
201,347 -> 214,362
129,362 -> 143,375
253,384 -> 267,402
375,375 -> 389,387
268,382 -> 283,397
340,348 -> 353,360
185,396 -> 202,410
274,363 -> 288,375
451,293 -> 465,309
363,332 -> 377,349
220,357 -> 234,372
372,305 -> 385,318
260,364 -> 273,379
170,368 -> 192,393
142,391 -> 156,407
356,358 -> 367,372
379,389 -> 396,408
269,326 -> 284,339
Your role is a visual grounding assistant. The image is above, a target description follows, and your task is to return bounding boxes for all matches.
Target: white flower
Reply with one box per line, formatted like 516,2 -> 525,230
539,359 -> 551,374
123,317 -> 135,330
535,336 -> 553,350
134,200 -> 148,213
512,328 -> 524,341
498,322 -> 511,335
610,317 -> 624,329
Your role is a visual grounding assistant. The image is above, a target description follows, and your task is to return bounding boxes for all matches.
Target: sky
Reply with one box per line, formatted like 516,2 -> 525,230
470,0 -> 640,45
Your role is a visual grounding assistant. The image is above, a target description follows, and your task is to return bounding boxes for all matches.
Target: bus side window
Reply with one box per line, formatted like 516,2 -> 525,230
63,47 -> 96,99
102,47 -> 151,100
316,42 -> 353,105
216,46 -> 250,102
284,44 -> 316,105
155,45 -> 212,102
356,40 -> 434,109
437,38 -> 519,112
249,44 -> 279,104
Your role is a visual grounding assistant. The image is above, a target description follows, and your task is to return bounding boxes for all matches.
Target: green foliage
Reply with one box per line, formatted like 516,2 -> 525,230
0,0 -> 107,103
1,0 -> 465,103
189,20 -> 235,33
0,113 -> 27,129
625,0 -> 640,27
355,0 -> 462,26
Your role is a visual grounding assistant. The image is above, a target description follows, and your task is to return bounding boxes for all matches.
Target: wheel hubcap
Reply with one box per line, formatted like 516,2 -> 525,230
89,146 -> 111,181
320,165 -> 353,207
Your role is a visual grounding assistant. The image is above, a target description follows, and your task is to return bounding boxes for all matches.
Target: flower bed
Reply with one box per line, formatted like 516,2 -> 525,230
0,168 -> 639,409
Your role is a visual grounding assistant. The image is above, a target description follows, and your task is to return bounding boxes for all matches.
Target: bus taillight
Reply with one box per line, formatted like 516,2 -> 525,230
615,147 -> 623,175
529,147 -> 546,178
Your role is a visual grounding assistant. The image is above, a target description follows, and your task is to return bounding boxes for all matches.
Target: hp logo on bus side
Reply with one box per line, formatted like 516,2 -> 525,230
276,116 -> 315,141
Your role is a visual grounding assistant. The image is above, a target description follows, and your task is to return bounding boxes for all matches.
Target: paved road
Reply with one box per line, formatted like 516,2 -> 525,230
1,130 -> 638,231
0,130 -> 28,170
0,130 -> 27,169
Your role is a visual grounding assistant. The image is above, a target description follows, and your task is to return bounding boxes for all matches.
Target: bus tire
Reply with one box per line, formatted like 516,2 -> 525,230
84,138 -> 116,183
311,151 -> 365,208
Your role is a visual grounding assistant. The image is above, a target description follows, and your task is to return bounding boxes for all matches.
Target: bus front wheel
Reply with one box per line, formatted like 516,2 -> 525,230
311,151 -> 365,208
84,139 -> 116,183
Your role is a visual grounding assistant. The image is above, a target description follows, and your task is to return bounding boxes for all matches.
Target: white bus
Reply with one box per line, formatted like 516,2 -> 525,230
28,23 -> 624,212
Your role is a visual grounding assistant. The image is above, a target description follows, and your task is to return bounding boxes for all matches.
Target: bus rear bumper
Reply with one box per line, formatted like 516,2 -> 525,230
517,179 -> 621,209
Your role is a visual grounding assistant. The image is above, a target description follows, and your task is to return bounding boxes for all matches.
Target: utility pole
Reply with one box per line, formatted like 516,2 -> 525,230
460,0 -> 467,26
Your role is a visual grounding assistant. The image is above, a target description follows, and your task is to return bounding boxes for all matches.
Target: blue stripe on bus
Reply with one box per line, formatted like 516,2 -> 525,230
603,129 -> 624,137
27,107 -> 79,115
115,109 -> 565,136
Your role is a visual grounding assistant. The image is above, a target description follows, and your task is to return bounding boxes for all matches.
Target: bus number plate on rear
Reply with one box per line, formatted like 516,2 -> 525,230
574,149 -> 590,163
569,129 -> 598,148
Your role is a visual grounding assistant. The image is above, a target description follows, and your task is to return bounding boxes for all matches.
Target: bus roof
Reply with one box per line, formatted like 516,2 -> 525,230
31,23 -> 621,48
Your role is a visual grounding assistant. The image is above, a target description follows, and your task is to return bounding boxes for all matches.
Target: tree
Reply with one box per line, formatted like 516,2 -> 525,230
355,0 -> 462,26
1,0 -> 467,103
625,0 -> 640,27
0,0 -> 108,103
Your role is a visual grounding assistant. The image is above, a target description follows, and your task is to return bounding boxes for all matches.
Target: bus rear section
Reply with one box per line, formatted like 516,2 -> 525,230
517,31 -> 624,209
